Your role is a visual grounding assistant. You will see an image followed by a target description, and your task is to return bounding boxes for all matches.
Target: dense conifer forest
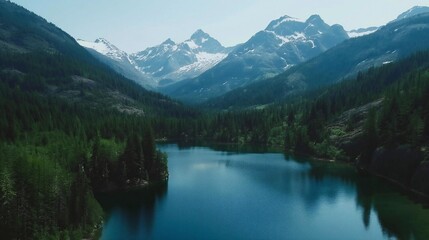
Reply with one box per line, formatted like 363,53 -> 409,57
2,1 -> 429,238
0,49 -> 189,239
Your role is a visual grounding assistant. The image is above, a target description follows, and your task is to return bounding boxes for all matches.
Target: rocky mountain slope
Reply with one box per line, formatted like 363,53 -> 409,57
78,30 -> 232,88
203,11 -> 429,109
77,38 -> 156,89
161,14 -> 349,103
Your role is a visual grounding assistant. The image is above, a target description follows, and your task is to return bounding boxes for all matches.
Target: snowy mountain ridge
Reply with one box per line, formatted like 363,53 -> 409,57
130,29 -> 230,85
347,27 -> 379,38
77,38 -> 128,62
161,14 -> 350,102
78,30 -> 231,86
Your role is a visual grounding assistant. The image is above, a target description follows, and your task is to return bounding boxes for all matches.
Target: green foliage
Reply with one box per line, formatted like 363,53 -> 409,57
0,72 -> 169,239
282,51 -> 429,161
311,139 -> 345,160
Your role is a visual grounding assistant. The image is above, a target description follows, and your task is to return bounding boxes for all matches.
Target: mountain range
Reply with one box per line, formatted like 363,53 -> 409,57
77,5 -> 429,106
77,38 -> 157,89
78,30 -> 232,88
203,10 -> 429,109
161,14 -> 350,102
0,0 -> 191,117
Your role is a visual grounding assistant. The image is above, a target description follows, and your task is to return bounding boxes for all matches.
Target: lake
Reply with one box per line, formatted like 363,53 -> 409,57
99,144 -> 429,240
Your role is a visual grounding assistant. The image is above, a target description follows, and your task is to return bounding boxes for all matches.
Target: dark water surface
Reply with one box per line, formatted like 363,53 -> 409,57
99,144 -> 429,240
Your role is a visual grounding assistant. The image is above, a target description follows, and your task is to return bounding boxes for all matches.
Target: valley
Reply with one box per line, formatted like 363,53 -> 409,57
1,1 -> 429,239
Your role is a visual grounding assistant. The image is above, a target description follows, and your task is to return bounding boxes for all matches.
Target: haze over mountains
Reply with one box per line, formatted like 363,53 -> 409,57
161,14 -> 350,102
0,0 -> 191,117
204,10 -> 429,109
79,30 -> 232,88
77,6 -> 429,105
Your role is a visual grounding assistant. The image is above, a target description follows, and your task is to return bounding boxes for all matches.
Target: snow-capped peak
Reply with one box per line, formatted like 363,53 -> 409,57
129,30 -> 230,83
77,38 -> 127,61
183,29 -> 225,53
267,15 -> 304,30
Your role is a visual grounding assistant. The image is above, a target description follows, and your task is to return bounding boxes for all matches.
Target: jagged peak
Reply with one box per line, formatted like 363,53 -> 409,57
191,29 -> 210,40
306,14 -> 324,24
266,15 -> 304,30
95,38 -> 109,43
279,15 -> 303,22
162,38 -> 175,45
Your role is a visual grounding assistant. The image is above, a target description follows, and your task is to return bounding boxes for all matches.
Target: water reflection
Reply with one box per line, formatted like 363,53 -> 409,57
308,160 -> 429,240
97,182 -> 168,237
99,144 -> 429,240
175,140 -> 283,154
215,149 -> 429,240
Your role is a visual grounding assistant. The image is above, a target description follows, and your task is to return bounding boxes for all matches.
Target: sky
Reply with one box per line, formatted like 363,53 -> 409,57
9,0 -> 429,53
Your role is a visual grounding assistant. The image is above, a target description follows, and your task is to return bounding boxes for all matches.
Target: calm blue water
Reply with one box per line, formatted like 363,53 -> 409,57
99,144 -> 429,240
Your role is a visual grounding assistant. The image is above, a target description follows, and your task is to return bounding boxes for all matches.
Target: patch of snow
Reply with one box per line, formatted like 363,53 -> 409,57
291,32 -> 306,40
201,37 -> 208,43
185,40 -> 199,50
266,30 -> 311,46
77,38 -> 126,61
170,52 -> 227,77
383,61 -> 393,65
347,29 -> 378,38
273,16 -> 304,29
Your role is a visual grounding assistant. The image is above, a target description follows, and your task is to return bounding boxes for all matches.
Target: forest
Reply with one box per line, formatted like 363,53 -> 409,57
0,51 -> 174,239
2,1 -> 429,239
162,50 -> 429,161
1,2 -> 429,237
2,48 -> 429,240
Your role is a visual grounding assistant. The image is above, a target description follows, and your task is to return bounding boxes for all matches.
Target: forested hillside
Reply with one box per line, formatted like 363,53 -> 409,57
165,51 -> 429,163
150,50 -> 429,200
2,0 -> 429,238
0,1 -> 194,239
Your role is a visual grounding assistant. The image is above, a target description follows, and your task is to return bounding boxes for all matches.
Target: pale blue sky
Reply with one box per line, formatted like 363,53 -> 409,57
9,0 -> 429,53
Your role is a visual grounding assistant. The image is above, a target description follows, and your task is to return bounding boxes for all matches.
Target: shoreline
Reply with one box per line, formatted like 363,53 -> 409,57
286,147 -> 429,202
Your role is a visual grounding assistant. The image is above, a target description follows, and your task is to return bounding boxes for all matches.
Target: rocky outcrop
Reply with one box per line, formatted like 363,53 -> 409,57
328,99 -> 383,160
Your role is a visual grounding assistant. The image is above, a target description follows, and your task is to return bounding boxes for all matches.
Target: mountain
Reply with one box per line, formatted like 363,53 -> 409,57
160,15 -> 349,103
0,0 -> 193,118
0,1 -> 197,239
78,30 -> 231,87
395,6 -> 429,21
327,6 -> 429,41
130,29 -> 232,85
0,0 -> 89,59
347,27 -> 378,38
77,38 -> 156,89
203,11 -> 429,109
